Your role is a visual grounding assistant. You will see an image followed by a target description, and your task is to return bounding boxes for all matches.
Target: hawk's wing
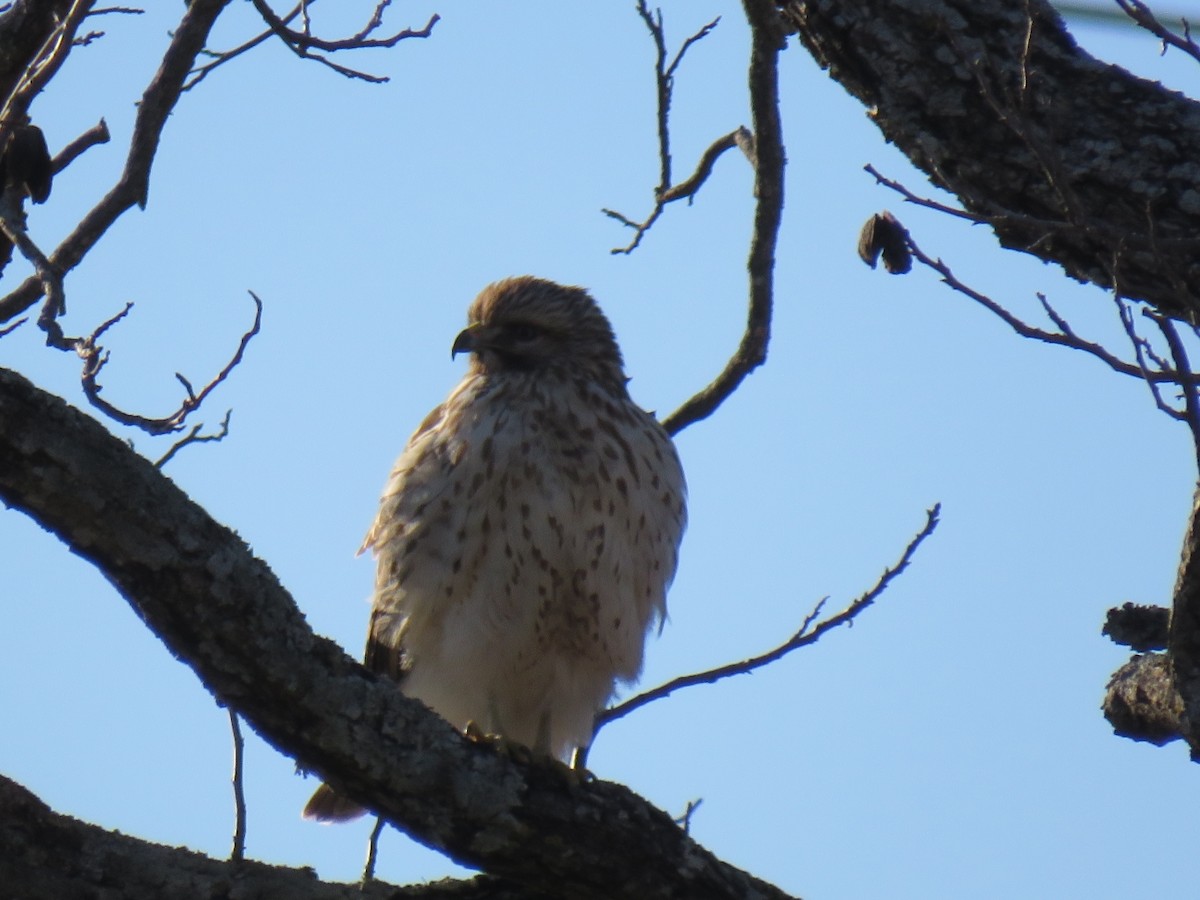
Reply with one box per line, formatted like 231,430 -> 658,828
358,395 -> 461,680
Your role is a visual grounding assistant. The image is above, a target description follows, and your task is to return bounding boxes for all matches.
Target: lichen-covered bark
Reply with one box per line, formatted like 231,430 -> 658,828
783,0 -> 1200,321
0,366 -> 795,899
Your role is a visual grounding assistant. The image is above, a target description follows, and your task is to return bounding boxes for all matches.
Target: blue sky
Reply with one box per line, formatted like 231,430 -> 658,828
2,3 -> 1198,897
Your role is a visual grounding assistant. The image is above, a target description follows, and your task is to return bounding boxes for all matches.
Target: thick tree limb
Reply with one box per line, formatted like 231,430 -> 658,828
0,365 -> 796,900
784,0 -> 1200,322
0,774 -> 550,900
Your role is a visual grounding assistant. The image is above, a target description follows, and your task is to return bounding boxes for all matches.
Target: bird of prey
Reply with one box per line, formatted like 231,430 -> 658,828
304,276 -> 687,822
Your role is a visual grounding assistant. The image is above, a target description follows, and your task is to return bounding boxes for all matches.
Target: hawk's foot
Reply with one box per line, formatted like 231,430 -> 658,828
461,721 -> 593,785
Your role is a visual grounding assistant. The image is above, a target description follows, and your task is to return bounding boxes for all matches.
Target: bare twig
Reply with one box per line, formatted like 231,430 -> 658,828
27,289 -> 260,437
73,30 -> 105,48
594,504 -> 941,735
1116,0 -> 1200,63
1149,311 -> 1200,469
185,2 -> 306,91
663,127 -> 751,204
0,316 -> 25,337
1117,295 -> 1186,422
603,5 -> 727,254
246,0 -> 438,83
228,710 -> 247,863
674,798 -> 703,835
863,164 -> 984,224
661,0 -> 784,436
79,292 -> 262,436
889,217 -> 1200,386
154,409 -> 232,468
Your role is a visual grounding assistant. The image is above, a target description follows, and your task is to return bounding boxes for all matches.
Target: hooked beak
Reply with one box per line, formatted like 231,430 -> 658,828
451,325 -> 479,359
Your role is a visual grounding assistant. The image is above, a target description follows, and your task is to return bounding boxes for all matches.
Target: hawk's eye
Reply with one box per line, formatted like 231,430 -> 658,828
507,323 -> 539,342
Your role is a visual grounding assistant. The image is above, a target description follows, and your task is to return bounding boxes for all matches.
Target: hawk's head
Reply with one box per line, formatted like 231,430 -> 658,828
453,276 -> 627,388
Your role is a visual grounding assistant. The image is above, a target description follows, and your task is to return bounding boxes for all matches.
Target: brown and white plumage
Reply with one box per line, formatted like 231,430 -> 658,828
304,276 -> 686,822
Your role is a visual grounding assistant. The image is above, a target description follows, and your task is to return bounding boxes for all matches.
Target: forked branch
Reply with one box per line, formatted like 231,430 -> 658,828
602,3 -> 731,254
241,0 -> 439,84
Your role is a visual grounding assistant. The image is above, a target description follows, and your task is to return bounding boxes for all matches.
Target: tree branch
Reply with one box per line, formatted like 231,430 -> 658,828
0,0 -> 231,326
863,204 -> 1200,388
662,0 -> 785,436
1116,0 -> 1200,64
785,0 -> 1200,322
595,503 -> 940,734
0,365 -> 797,900
602,4 -> 726,254
244,0 -> 438,84
50,117 -> 110,173
0,774 -> 555,900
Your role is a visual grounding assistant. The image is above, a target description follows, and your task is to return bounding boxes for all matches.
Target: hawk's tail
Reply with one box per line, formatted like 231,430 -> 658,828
302,783 -> 367,823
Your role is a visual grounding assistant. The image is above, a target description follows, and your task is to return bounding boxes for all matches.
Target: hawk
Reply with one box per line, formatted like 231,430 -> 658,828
304,276 -> 687,821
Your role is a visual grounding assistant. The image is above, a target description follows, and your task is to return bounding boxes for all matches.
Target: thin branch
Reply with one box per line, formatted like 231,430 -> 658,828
185,3 -> 306,91
666,16 -> 720,80
246,0 -> 438,83
1149,311 -> 1200,470
78,291 -> 261,436
660,0 -> 784,436
0,316 -> 25,337
595,503 -> 941,735
604,6 -> 726,254
863,163 -> 993,225
29,289 -> 259,437
73,30 -> 105,48
154,409 -> 232,468
228,710 -> 247,863
887,214 -> 1200,386
602,128 -> 748,251
639,1 -> 670,194
1116,0 -> 1200,64
0,0 -> 231,325
1116,294 -> 1185,420
674,798 -> 703,836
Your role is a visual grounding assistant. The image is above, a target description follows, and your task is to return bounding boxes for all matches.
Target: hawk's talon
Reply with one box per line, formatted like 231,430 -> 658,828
462,721 -> 593,785
463,720 -> 534,765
